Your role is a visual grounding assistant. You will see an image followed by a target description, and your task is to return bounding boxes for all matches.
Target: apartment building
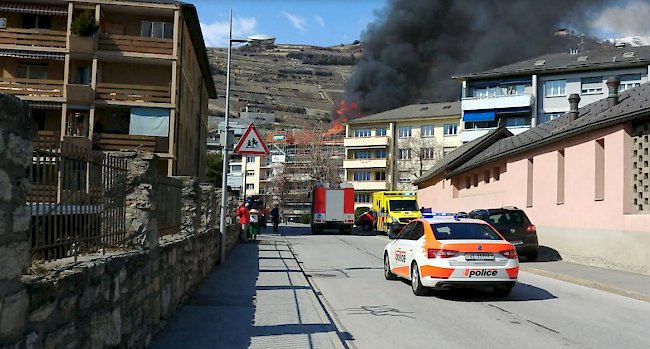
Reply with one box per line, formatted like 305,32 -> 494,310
415,80 -> 650,274
0,0 -> 216,178
344,102 -> 462,209
455,46 -> 650,143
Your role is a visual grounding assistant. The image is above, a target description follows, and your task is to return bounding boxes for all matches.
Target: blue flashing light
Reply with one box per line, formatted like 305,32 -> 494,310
404,192 -> 416,196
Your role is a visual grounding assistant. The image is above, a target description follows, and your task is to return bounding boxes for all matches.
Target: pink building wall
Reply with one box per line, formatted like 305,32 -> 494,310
418,123 -> 650,274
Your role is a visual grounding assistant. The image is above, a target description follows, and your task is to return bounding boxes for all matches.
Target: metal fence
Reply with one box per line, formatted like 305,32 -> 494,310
157,175 -> 182,236
28,135 -> 128,261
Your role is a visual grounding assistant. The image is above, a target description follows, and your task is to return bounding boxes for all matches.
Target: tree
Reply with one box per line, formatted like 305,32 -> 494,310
205,152 -> 223,185
395,135 -> 448,191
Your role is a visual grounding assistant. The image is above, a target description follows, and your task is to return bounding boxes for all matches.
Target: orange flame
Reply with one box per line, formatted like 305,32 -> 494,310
324,99 -> 362,137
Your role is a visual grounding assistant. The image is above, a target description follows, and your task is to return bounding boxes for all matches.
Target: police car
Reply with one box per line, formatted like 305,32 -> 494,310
383,213 -> 519,296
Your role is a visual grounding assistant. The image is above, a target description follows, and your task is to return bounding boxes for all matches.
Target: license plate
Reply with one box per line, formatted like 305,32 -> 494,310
465,253 -> 494,261
511,240 -> 524,246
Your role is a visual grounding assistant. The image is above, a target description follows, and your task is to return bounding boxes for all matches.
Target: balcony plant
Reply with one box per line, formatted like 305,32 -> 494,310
71,10 -> 99,36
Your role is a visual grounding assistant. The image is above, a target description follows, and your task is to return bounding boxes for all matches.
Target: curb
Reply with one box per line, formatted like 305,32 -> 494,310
520,265 -> 650,303
282,236 -> 356,349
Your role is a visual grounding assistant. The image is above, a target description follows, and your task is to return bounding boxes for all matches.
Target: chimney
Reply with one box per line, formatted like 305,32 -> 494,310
568,93 -> 581,121
606,75 -> 621,108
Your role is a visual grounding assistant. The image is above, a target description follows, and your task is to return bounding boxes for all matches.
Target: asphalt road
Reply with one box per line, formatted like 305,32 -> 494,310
279,224 -> 650,349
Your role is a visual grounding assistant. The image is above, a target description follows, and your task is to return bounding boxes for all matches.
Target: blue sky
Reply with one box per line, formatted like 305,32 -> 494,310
195,0 -> 388,48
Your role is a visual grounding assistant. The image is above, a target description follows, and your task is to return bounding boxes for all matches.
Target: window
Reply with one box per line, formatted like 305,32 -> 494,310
581,77 -> 603,95
18,64 -> 47,80
465,119 -> 499,129
506,116 -> 531,127
444,124 -> 458,135
443,147 -> 455,155
141,21 -> 174,39
410,222 -> 424,240
376,127 -> 387,136
619,74 -> 642,91
396,223 -> 414,240
21,14 -> 51,29
484,170 -> 491,184
389,200 -> 419,211
595,139 -> 605,201
353,172 -> 371,181
354,128 -> 371,137
231,165 -> 242,173
557,150 -> 565,204
399,175 -> 411,183
430,223 -> 502,240
375,150 -> 387,158
375,171 -> 386,181
355,193 -> 371,203
545,80 -> 566,97
76,66 -> 91,85
246,184 -> 254,190
398,126 -> 412,138
527,158 -> 534,207
355,150 -> 371,159
539,113 -> 564,124
421,147 -> 437,160
399,148 -> 411,160
247,156 -> 255,163
421,125 -> 435,138
246,170 -> 254,177
0,18 -> 6,29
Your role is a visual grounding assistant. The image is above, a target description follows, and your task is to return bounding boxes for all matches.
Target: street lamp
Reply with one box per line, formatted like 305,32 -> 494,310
219,10 -> 249,264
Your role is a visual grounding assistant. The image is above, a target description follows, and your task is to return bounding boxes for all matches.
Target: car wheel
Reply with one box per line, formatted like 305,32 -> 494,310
411,262 -> 429,296
525,250 -> 538,262
384,253 -> 398,280
362,222 -> 371,231
493,286 -> 513,297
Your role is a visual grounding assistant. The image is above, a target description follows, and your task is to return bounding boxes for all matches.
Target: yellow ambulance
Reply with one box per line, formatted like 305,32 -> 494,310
372,191 -> 421,234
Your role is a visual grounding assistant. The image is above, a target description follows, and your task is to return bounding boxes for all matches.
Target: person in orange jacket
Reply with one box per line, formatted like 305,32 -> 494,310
236,202 -> 250,241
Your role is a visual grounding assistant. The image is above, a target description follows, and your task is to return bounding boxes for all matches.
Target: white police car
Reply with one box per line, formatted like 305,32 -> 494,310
383,213 -> 519,296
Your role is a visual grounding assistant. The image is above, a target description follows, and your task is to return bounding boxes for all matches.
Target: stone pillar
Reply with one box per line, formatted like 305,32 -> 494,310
199,184 -> 215,235
111,151 -> 160,249
0,94 -> 36,343
174,176 -> 201,235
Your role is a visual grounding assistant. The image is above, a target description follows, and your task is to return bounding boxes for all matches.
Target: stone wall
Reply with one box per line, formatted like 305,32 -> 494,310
0,94 -> 242,348
0,94 -> 36,345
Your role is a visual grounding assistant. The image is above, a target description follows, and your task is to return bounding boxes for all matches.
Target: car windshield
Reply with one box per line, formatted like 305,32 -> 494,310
389,200 -> 419,211
486,211 -> 526,226
430,223 -> 502,240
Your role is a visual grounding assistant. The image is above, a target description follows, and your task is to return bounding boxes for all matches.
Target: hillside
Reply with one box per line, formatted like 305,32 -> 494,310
207,43 -> 362,130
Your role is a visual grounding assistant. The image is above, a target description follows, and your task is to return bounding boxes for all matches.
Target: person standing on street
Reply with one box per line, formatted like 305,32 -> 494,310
236,203 -> 250,241
249,209 -> 259,241
271,205 -> 280,232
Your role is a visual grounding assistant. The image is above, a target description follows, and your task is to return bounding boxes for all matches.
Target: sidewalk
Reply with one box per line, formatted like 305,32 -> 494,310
520,260 -> 650,302
150,233 -> 345,349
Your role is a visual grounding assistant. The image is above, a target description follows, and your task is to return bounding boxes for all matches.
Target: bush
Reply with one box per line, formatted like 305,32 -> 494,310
354,207 -> 371,221
71,11 -> 99,36
300,214 -> 311,224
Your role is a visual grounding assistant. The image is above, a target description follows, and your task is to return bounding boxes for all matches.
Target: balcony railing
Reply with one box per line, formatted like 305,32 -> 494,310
96,134 -> 169,153
344,158 -> 389,169
0,78 -> 64,99
98,34 -> 173,55
95,83 -> 171,104
344,136 -> 390,148
0,28 -> 66,49
461,93 -> 534,111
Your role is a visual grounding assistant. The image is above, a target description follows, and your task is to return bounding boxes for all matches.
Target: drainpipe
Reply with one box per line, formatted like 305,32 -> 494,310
606,75 -> 621,108
568,94 -> 581,122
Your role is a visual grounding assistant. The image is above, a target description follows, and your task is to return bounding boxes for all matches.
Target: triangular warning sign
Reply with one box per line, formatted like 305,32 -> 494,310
233,123 -> 270,155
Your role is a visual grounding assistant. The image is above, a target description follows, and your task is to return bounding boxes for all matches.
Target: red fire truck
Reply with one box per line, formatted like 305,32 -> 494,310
310,183 -> 355,234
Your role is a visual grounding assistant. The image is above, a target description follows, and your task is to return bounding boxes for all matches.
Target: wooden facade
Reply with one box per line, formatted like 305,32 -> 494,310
0,0 -> 216,179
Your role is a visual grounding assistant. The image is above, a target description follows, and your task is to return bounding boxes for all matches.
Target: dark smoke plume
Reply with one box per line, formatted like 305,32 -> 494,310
344,0 -> 611,116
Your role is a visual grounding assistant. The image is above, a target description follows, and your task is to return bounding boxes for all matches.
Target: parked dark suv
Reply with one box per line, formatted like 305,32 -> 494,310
469,207 -> 539,261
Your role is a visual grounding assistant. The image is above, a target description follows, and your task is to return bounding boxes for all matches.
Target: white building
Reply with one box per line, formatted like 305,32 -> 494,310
455,46 -> 650,142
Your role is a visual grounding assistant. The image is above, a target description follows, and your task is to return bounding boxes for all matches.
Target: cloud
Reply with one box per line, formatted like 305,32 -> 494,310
200,17 -> 258,47
282,11 -> 307,32
591,1 -> 650,37
315,15 -> 325,27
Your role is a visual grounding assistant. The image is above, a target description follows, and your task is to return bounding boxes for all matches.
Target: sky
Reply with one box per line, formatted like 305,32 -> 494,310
195,0 -> 388,48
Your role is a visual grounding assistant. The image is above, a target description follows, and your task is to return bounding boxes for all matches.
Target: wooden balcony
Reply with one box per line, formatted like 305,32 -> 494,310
95,83 -> 171,104
0,78 -> 64,100
97,134 -> 169,153
0,28 -> 66,50
34,131 -> 61,150
66,84 -> 95,104
98,35 -> 173,56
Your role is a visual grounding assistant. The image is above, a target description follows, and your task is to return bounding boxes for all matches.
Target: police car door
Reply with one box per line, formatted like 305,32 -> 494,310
392,222 -> 414,276
404,221 -> 425,269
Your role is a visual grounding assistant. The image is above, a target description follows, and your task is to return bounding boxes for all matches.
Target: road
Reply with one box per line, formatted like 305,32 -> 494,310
278,224 -> 650,349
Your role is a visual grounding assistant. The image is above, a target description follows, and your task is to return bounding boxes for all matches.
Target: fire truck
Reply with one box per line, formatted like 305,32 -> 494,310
310,183 -> 355,234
